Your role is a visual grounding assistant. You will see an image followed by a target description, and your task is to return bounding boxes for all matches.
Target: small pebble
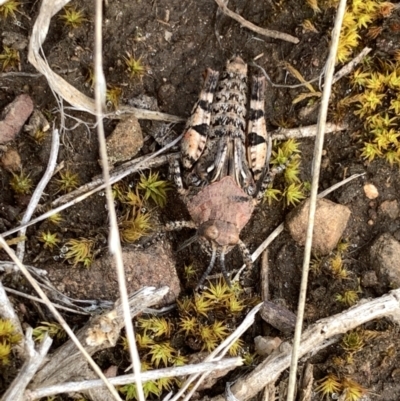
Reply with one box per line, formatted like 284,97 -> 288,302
254,336 -> 282,356
363,183 -> 379,199
379,200 -> 399,219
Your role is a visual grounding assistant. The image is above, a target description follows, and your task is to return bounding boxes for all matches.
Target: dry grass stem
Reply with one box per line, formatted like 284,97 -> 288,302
3,286 -> 90,315
287,1 -> 347,399
271,122 -> 348,141
93,0 -> 142,398
26,358 -> 242,399
214,0 -> 299,44
15,128 -> 59,262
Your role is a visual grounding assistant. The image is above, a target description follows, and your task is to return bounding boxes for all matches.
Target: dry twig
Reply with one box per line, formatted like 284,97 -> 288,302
26,358 -> 242,399
214,0 -> 299,44
16,128 -> 59,262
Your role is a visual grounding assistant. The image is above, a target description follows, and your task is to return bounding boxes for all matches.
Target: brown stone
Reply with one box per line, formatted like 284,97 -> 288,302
370,233 -> 400,289
0,148 -> 21,172
47,241 -> 180,305
0,94 -> 34,144
363,183 -> 379,199
105,116 -> 143,165
286,198 -> 351,255
379,200 -> 399,219
254,336 -> 282,356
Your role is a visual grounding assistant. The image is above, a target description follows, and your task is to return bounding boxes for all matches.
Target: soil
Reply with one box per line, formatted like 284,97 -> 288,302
1,0 -> 400,400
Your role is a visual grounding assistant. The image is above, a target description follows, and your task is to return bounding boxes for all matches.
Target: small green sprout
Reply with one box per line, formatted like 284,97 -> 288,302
176,297 -> 193,315
106,85 -> 122,109
329,253 -> 349,279
32,128 -> 47,144
226,294 -> 245,314
341,330 -> 365,353
0,318 -> 22,365
124,53 -> 147,80
0,0 -> 20,20
134,333 -> 155,349
47,212 -> 63,225
171,353 -> 188,366
64,238 -> 94,267
199,324 -> 218,352
243,351 -> 256,366
0,46 -> 20,71
315,373 -> 342,398
147,341 -> 176,367
179,316 -> 197,336
38,231 -> 60,250
193,293 -> 213,317
228,338 -> 244,356
137,317 -> 172,338
56,170 -> 79,193
156,377 -> 174,392
284,157 -> 301,184
183,263 -> 196,280
202,279 -> 232,303
210,320 -> 229,340
120,381 -> 161,400
360,142 -> 382,162
59,6 -> 87,29
120,212 -> 152,243
335,290 -> 359,306
137,171 -> 171,207
33,322 -> 66,342
283,183 -> 306,206
341,377 -> 368,401
10,171 -> 32,194
263,186 -> 281,205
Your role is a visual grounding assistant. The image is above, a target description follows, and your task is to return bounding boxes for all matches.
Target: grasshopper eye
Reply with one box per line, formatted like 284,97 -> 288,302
203,225 -> 219,240
227,232 -> 239,245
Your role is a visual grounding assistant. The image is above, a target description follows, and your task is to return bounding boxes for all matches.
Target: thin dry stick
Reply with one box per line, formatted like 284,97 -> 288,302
271,122 -> 347,141
3,286 -> 90,315
214,0 -> 299,44
1,329 -> 52,401
332,46 -> 372,84
208,288 -> 400,401
26,358 -> 243,399
286,1 -> 347,400
0,238 -> 122,401
93,0 -> 143,399
260,249 -> 269,302
16,128 -> 59,262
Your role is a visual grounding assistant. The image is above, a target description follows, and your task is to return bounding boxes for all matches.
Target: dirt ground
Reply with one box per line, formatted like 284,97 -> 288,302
1,0 -> 400,400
